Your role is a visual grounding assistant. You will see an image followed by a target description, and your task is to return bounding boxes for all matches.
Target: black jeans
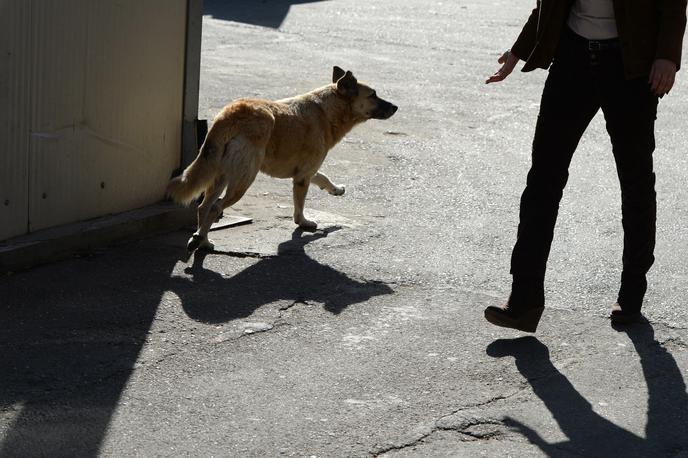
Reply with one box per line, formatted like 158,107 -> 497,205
510,28 -> 659,312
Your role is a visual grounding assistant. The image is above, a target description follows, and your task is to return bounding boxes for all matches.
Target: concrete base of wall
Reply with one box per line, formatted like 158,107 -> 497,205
0,203 -> 251,274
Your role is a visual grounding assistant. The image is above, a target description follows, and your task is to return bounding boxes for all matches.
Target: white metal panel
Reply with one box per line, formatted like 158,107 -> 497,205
28,0 -> 187,232
0,1 -> 32,240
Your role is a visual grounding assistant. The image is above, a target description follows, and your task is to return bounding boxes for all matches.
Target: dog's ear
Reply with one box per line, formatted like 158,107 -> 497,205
336,70 -> 358,98
332,66 -> 346,83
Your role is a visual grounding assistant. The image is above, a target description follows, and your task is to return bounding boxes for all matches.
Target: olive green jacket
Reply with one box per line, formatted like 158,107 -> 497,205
511,0 -> 687,78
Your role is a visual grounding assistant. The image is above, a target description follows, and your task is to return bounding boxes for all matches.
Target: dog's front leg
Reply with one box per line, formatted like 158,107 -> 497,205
311,171 -> 345,196
293,177 -> 317,231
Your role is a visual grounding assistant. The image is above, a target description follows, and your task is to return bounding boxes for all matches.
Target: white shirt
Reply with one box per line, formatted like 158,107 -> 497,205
567,0 -> 619,40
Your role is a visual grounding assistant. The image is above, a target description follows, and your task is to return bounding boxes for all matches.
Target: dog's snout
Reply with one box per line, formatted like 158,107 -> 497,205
370,100 -> 398,120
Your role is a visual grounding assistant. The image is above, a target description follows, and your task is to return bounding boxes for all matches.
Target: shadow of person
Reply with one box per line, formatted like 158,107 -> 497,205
486,321 -> 688,457
204,0 -> 328,29
172,226 -> 393,323
618,320 -> 688,455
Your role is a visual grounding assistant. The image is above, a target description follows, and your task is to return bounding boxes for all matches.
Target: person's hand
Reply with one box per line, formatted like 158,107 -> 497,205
486,50 -> 520,84
649,59 -> 677,96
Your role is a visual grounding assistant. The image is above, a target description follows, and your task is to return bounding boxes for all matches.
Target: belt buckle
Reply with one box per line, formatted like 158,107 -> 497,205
588,41 -> 602,51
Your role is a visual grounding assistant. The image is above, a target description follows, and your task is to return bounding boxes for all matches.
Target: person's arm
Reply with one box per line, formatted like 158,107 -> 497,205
650,0 -> 687,96
656,0 -> 687,70
511,4 -> 540,62
486,3 -> 539,84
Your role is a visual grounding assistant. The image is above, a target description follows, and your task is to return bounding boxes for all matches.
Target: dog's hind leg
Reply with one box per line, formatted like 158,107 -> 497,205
216,136 -> 264,213
188,178 -> 227,253
311,171 -> 345,196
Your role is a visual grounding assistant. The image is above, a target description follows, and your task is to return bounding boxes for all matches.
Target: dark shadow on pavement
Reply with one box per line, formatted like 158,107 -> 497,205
486,321 -> 688,457
204,0 -> 328,29
0,235 -> 188,457
173,226 -> 393,323
0,226 -> 390,455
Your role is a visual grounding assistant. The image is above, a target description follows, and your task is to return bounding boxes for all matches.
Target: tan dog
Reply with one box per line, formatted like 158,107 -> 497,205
167,66 -> 397,253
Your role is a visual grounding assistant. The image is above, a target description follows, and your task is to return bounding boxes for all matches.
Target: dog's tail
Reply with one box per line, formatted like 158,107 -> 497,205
167,101 -> 275,206
166,141 -> 222,206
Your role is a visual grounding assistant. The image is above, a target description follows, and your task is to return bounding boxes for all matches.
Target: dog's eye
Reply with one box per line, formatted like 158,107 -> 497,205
369,91 -> 377,98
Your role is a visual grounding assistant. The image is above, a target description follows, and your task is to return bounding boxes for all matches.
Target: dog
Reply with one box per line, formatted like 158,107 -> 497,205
166,66 -> 398,254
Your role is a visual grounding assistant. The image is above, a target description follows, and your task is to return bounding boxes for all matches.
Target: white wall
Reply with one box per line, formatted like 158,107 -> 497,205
0,0 -> 188,240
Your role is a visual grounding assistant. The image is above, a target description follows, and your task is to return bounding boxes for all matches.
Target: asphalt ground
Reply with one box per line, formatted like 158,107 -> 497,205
1,1 -> 687,456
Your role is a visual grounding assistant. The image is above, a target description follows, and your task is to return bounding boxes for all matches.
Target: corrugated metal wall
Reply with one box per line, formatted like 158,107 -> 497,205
0,2 -> 32,241
0,0 -> 187,240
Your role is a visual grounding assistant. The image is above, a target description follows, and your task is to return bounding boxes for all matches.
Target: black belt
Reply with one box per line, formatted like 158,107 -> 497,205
587,40 -> 620,51
565,26 -> 620,51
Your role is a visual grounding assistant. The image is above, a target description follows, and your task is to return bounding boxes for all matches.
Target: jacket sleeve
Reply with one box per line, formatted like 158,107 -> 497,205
511,2 -> 540,61
656,0 -> 687,70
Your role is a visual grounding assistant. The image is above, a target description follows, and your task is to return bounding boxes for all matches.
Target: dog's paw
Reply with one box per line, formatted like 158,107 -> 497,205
331,185 -> 346,196
297,219 -> 318,232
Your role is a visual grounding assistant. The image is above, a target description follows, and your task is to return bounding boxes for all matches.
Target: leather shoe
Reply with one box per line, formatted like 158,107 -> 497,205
484,302 -> 545,333
610,302 -> 641,325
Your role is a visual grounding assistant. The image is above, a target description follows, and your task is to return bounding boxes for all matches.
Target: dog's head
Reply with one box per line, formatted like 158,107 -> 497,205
332,66 -> 398,121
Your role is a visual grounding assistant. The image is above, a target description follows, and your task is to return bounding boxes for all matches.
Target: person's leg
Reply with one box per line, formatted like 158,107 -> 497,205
486,30 -> 601,332
509,36 -> 600,308
600,59 -> 659,317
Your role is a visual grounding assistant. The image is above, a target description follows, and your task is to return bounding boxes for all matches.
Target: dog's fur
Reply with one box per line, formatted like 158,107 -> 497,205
167,66 -> 397,253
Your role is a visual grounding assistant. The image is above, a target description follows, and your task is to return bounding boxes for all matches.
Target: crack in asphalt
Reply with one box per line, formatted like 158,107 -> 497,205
449,387 -> 528,412
209,249 -> 275,259
369,331 -> 687,457
370,385 -> 530,456
660,337 -> 688,350
148,350 -> 182,367
370,420 -> 509,457
279,299 -> 308,312
231,320 -> 289,341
